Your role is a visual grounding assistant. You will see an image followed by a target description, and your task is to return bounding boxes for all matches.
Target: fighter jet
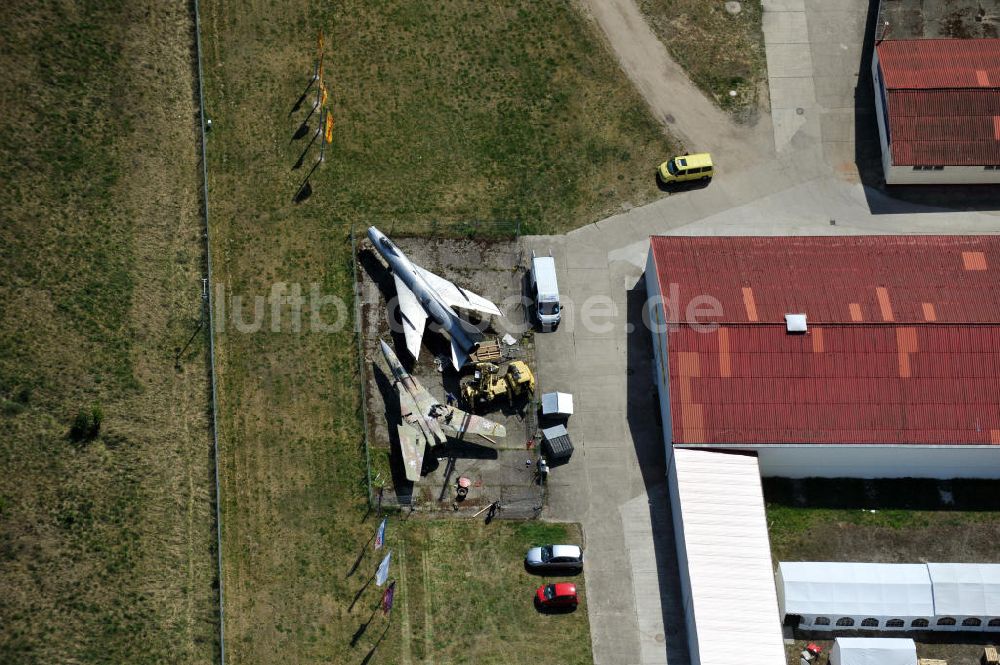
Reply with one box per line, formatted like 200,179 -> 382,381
367,226 -> 502,369
379,339 -> 506,483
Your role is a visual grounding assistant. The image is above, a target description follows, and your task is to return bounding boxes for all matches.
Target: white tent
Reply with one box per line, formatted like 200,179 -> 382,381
830,637 -> 916,665
777,562 -> 933,630
927,563 -> 1000,630
667,449 -> 785,665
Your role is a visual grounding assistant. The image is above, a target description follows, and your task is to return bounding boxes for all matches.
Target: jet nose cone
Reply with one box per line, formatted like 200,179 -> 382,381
367,226 -> 383,246
379,338 -> 393,358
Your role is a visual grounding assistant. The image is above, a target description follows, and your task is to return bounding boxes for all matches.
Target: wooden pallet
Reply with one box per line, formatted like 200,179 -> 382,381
471,339 -> 501,363
982,645 -> 1000,665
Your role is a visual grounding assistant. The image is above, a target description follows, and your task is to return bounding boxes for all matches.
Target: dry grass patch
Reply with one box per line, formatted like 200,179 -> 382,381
0,1 -> 216,662
637,0 -> 767,116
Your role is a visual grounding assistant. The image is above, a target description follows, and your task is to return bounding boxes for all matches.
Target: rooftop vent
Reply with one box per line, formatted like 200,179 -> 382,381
785,313 -> 807,333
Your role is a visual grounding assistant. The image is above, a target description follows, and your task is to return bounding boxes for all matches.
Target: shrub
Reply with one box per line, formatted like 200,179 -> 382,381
68,405 -> 103,442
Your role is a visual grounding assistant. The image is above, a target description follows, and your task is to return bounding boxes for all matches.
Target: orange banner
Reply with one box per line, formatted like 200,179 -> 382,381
324,111 -> 334,144
320,83 -> 328,108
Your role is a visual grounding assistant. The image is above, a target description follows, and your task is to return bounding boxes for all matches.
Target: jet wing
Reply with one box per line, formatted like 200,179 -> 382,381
413,265 -> 502,317
396,423 -> 426,482
393,274 -> 427,360
438,406 -> 507,440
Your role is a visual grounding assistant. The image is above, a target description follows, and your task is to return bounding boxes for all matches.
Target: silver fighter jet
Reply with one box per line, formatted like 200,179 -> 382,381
379,339 -> 506,483
367,226 -> 502,369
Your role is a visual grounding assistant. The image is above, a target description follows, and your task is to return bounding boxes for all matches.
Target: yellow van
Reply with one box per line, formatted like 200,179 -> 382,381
657,153 -> 714,184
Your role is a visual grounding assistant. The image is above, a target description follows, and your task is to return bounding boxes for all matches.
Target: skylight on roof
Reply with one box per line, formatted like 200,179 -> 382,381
785,313 -> 807,333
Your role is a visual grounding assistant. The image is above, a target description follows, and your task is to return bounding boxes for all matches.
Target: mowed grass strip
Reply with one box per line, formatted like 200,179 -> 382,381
637,0 -> 766,115
0,1 -> 217,663
765,479 -> 1000,563
395,521 -> 590,664
200,0 -> 670,662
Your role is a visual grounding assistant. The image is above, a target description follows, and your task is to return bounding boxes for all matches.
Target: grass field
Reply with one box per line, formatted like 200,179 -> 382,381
637,0 -> 767,115
200,0 -> 675,662
0,1 -> 217,663
382,521 -> 590,664
765,479 -> 1000,563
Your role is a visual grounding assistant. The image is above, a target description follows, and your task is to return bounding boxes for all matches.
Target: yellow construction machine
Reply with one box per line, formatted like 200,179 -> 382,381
461,361 -> 535,411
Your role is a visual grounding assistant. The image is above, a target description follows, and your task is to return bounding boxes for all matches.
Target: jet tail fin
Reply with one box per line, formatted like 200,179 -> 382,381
450,337 -> 472,370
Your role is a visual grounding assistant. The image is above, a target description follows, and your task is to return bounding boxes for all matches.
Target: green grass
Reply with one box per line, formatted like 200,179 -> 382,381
637,0 -> 766,115
201,0 -> 677,662
765,479 -> 1000,564
0,1 -> 217,663
392,521 -> 590,664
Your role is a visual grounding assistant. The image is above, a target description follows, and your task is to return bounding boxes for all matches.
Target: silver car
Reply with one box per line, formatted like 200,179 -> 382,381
525,544 -> 584,572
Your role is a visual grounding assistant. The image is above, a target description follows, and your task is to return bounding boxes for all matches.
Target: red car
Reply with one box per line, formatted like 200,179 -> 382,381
535,582 -> 578,610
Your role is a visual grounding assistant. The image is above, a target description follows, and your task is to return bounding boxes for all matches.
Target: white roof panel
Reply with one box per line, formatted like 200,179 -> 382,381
671,449 -> 785,665
779,562 -> 933,617
928,563 -> 1000,616
831,638 -> 917,665
541,392 -> 574,416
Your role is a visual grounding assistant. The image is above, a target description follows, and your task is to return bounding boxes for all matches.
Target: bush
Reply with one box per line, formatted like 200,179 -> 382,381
68,405 -> 103,442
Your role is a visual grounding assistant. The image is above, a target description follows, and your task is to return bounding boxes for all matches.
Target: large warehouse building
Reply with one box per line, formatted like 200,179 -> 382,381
644,235 -> 1000,479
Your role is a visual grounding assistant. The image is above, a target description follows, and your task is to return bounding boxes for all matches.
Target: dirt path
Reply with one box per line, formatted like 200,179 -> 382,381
577,0 -> 773,171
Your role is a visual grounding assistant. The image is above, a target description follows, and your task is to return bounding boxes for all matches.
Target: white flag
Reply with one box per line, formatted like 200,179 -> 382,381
376,550 -> 392,587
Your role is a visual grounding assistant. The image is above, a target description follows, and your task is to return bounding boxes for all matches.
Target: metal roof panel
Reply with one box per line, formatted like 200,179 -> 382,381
652,236 -> 1000,446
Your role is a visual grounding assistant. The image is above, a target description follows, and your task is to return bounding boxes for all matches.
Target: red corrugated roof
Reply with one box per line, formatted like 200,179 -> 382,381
877,39 -> 1000,89
649,236 -> 1000,446
876,39 -> 1000,166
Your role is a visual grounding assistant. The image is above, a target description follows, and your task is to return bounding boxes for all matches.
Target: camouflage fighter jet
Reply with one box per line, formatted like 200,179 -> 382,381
379,339 -> 506,482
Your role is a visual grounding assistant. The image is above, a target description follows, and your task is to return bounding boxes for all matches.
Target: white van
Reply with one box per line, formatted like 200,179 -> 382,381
530,254 -> 561,330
